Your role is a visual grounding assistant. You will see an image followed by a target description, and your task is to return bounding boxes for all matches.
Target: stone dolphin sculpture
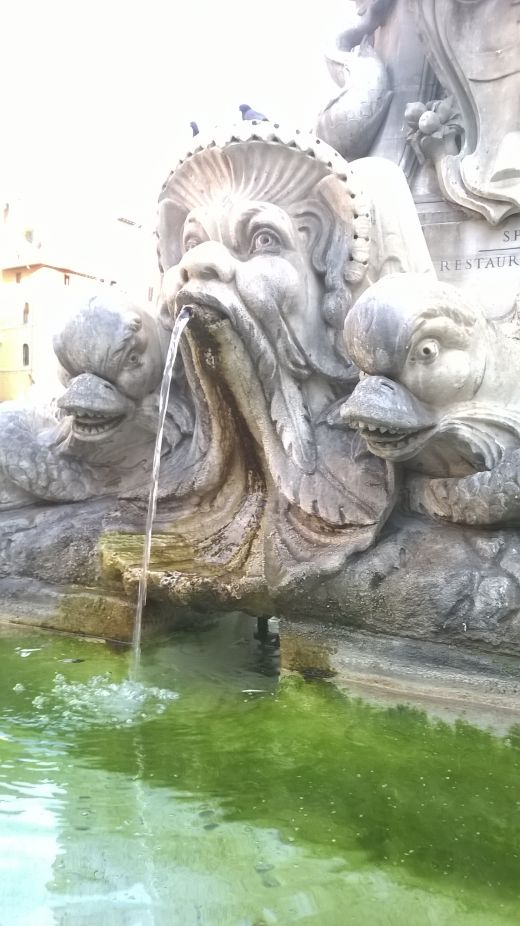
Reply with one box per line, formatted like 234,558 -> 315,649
0,294 -> 193,509
55,294 -> 166,437
54,294 -> 194,476
0,402 -> 104,510
330,274 -> 520,525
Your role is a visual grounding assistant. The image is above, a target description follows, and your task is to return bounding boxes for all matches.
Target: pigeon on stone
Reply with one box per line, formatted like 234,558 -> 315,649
239,103 -> 268,121
190,121 -> 199,137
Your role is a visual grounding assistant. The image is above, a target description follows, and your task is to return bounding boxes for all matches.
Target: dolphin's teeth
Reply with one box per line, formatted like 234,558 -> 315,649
388,428 -> 398,435
378,427 -> 389,434
367,424 -> 377,432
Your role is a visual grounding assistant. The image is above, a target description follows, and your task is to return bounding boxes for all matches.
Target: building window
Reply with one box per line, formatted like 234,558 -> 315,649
23,303 -> 29,324
64,273 -> 70,286
148,286 -> 154,302
16,271 -> 22,283
22,343 -> 30,366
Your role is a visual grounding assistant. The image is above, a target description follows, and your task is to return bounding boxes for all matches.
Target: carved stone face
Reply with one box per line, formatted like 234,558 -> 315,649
155,128 -> 395,542
166,199 -> 329,379
159,191 -> 396,535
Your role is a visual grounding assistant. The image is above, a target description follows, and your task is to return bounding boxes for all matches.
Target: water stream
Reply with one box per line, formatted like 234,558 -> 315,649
132,307 -> 191,672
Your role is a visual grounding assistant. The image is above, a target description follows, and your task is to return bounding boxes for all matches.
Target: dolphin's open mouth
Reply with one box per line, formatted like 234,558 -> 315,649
58,372 -> 135,442
72,412 -> 126,439
353,420 -> 435,454
335,375 -> 438,459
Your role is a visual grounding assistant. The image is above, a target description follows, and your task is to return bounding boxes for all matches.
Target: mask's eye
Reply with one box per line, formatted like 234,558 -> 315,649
250,228 -> 282,253
183,235 -> 202,252
413,339 -> 440,363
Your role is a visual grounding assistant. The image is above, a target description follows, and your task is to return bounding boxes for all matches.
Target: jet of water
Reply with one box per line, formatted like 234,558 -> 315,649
132,307 -> 191,672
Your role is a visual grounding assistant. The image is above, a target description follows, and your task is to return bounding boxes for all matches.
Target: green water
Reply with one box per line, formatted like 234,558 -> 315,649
0,619 -> 519,926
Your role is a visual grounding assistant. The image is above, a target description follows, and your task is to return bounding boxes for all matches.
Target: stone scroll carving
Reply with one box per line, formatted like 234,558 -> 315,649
409,0 -> 520,224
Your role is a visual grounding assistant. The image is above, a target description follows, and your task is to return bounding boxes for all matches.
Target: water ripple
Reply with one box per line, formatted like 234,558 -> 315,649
32,673 -> 179,731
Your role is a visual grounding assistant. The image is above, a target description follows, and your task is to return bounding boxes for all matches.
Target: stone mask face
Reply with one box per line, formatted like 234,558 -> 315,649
163,198 -> 331,380
157,126 -> 376,385
153,126 -> 395,539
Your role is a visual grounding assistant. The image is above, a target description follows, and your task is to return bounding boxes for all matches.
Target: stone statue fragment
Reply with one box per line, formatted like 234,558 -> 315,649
410,0 -> 520,223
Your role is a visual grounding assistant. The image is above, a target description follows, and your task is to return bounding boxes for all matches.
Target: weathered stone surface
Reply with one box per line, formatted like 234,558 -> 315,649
1,118 -> 520,656
271,514 -> 520,654
316,0 -> 436,175
316,42 -> 392,161
280,621 -> 520,727
418,208 -> 520,317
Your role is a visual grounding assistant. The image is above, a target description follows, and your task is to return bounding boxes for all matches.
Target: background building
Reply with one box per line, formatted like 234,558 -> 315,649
0,200 -> 159,402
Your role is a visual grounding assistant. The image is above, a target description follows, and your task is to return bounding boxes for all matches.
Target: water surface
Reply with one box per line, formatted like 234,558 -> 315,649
0,618 -> 519,925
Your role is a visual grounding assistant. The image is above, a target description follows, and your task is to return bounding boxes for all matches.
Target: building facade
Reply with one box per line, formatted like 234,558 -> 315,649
0,263 -> 101,401
0,209 -> 160,402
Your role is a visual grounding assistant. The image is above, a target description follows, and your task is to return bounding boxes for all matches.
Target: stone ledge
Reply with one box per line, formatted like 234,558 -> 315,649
280,620 -> 520,731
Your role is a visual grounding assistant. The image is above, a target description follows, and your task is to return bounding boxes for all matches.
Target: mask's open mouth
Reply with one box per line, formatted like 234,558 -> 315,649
175,289 -> 230,323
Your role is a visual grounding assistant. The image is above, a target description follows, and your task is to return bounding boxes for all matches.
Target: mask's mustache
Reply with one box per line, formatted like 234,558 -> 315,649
175,286 -> 309,380
175,288 -> 230,320
173,286 -> 317,475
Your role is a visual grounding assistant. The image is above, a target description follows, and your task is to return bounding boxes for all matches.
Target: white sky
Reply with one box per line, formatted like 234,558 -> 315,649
1,0 -> 349,229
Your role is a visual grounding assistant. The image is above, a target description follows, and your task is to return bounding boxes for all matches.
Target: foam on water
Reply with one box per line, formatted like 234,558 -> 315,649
32,673 -> 179,730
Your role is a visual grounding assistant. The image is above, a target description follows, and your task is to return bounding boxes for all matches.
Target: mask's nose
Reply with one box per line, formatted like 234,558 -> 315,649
179,241 -> 235,284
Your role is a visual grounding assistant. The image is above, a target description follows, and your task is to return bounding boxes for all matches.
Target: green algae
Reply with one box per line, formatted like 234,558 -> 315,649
1,623 -> 519,925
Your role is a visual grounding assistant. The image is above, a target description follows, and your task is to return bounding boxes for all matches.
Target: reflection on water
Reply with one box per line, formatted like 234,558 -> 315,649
0,616 -> 519,926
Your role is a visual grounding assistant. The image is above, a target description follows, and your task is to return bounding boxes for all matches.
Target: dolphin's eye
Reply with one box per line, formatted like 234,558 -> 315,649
183,235 -> 203,252
250,228 -> 282,254
125,350 -> 142,367
414,339 -> 440,363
